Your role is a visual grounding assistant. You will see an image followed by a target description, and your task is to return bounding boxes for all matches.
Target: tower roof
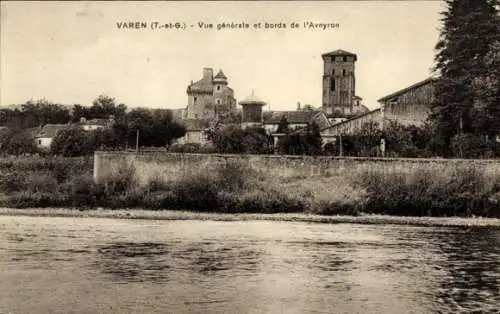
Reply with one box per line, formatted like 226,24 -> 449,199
239,90 -> 266,106
214,70 -> 227,80
322,49 -> 357,60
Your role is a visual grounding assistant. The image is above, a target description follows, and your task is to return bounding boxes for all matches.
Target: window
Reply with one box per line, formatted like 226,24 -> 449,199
38,139 -> 42,145
332,69 -> 335,76
194,97 -> 197,102
216,99 -> 221,105
330,79 -> 335,91
343,56 -> 347,62
216,85 -> 221,91
342,69 -> 346,76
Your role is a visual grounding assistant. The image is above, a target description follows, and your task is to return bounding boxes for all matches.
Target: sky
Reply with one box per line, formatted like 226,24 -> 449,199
0,1 -> 446,111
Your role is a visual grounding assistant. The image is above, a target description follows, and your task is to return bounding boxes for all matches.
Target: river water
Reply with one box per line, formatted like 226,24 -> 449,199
0,216 -> 499,314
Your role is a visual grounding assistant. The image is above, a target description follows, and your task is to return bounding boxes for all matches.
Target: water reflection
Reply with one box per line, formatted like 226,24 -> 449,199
431,228 -> 500,313
94,240 -> 264,283
1,218 -> 499,314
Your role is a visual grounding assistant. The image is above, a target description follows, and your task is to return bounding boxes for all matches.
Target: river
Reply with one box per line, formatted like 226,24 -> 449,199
0,216 -> 499,314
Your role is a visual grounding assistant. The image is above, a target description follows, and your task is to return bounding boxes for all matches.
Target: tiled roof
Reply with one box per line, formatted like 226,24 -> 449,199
35,124 -> 69,138
263,110 -> 318,124
187,77 -> 213,94
214,70 -> 227,80
23,127 -> 42,139
378,77 -> 436,103
181,119 -> 210,131
239,92 -> 266,105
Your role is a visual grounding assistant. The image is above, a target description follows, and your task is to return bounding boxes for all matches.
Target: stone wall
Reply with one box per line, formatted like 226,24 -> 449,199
93,151 -> 500,186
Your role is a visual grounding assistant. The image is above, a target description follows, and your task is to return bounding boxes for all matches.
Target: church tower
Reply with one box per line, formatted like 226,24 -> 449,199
322,49 -> 357,117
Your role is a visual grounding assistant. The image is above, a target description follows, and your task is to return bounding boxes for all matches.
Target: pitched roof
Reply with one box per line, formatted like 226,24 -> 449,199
320,108 -> 381,132
214,70 -> 227,80
181,119 -> 210,131
187,76 -> 213,94
263,110 -> 317,124
35,124 -> 68,138
378,77 -> 436,103
322,49 -> 357,60
23,127 -> 42,139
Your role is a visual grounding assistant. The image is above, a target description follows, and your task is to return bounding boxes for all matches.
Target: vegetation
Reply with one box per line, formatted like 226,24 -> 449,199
0,95 -> 186,157
204,124 -> 274,154
0,156 -> 498,218
430,0 -> 500,156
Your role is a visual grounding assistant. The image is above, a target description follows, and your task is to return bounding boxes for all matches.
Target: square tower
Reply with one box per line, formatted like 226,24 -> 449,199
322,49 -> 357,117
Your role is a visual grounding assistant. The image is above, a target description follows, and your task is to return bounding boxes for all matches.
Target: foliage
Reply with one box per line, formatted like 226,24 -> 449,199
430,0 -> 499,154
206,125 -> 274,154
279,122 -> 322,155
0,99 -> 71,129
113,108 -> 186,148
0,128 -> 37,156
50,126 -> 90,157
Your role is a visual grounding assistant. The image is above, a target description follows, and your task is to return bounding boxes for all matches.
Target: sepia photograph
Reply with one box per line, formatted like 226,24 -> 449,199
0,0 -> 499,313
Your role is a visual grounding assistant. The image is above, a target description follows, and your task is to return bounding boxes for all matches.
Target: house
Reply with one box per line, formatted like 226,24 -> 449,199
77,117 -> 114,131
33,124 -> 69,150
262,110 -> 320,133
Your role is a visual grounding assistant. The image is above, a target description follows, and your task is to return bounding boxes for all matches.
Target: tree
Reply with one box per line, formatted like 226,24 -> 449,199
51,126 -> 91,157
87,95 -> 127,119
280,122 -> 322,155
207,125 -> 273,154
430,0 -> 499,155
0,128 -> 37,156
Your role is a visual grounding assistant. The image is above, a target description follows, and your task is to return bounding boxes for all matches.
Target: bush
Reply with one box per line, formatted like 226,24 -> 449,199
451,133 -> 495,158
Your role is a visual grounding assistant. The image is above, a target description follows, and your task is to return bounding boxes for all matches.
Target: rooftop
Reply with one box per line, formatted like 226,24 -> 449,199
35,124 -> 69,138
239,91 -> 266,106
378,77 -> 437,103
263,110 -> 318,124
214,70 -> 227,80
322,49 -> 357,60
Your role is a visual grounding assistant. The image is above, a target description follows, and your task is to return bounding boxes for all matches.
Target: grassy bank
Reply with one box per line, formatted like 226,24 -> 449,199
0,156 -> 499,217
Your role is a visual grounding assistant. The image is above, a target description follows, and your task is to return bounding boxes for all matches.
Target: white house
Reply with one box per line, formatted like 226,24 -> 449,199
33,124 -> 69,150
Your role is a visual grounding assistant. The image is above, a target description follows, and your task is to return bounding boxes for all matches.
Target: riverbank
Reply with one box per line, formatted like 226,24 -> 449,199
0,156 -> 499,217
2,208 -> 500,227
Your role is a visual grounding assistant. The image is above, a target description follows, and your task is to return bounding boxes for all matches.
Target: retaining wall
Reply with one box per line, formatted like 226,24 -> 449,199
93,151 -> 500,185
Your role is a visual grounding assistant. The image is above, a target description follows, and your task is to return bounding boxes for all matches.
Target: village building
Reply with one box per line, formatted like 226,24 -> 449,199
378,77 -> 436,127
239,91 -> 267,129
318,77 -> 437,145
321,49 -> 370,119
181,68 -> 237,120
33,124 -> 69,150
76,117 -> 115,131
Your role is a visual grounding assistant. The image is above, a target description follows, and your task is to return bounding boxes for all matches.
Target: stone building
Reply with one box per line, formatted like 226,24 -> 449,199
239,91 -> 267,129
185,68 -> 237,120
322,49 -> 369,118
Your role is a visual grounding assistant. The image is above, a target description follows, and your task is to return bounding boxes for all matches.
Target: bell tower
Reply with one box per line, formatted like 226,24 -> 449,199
322,49 -> 357,117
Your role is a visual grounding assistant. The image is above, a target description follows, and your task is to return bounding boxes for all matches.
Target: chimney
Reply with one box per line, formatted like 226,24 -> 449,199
203,68 -> 213,80
297,102 -> 301,111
